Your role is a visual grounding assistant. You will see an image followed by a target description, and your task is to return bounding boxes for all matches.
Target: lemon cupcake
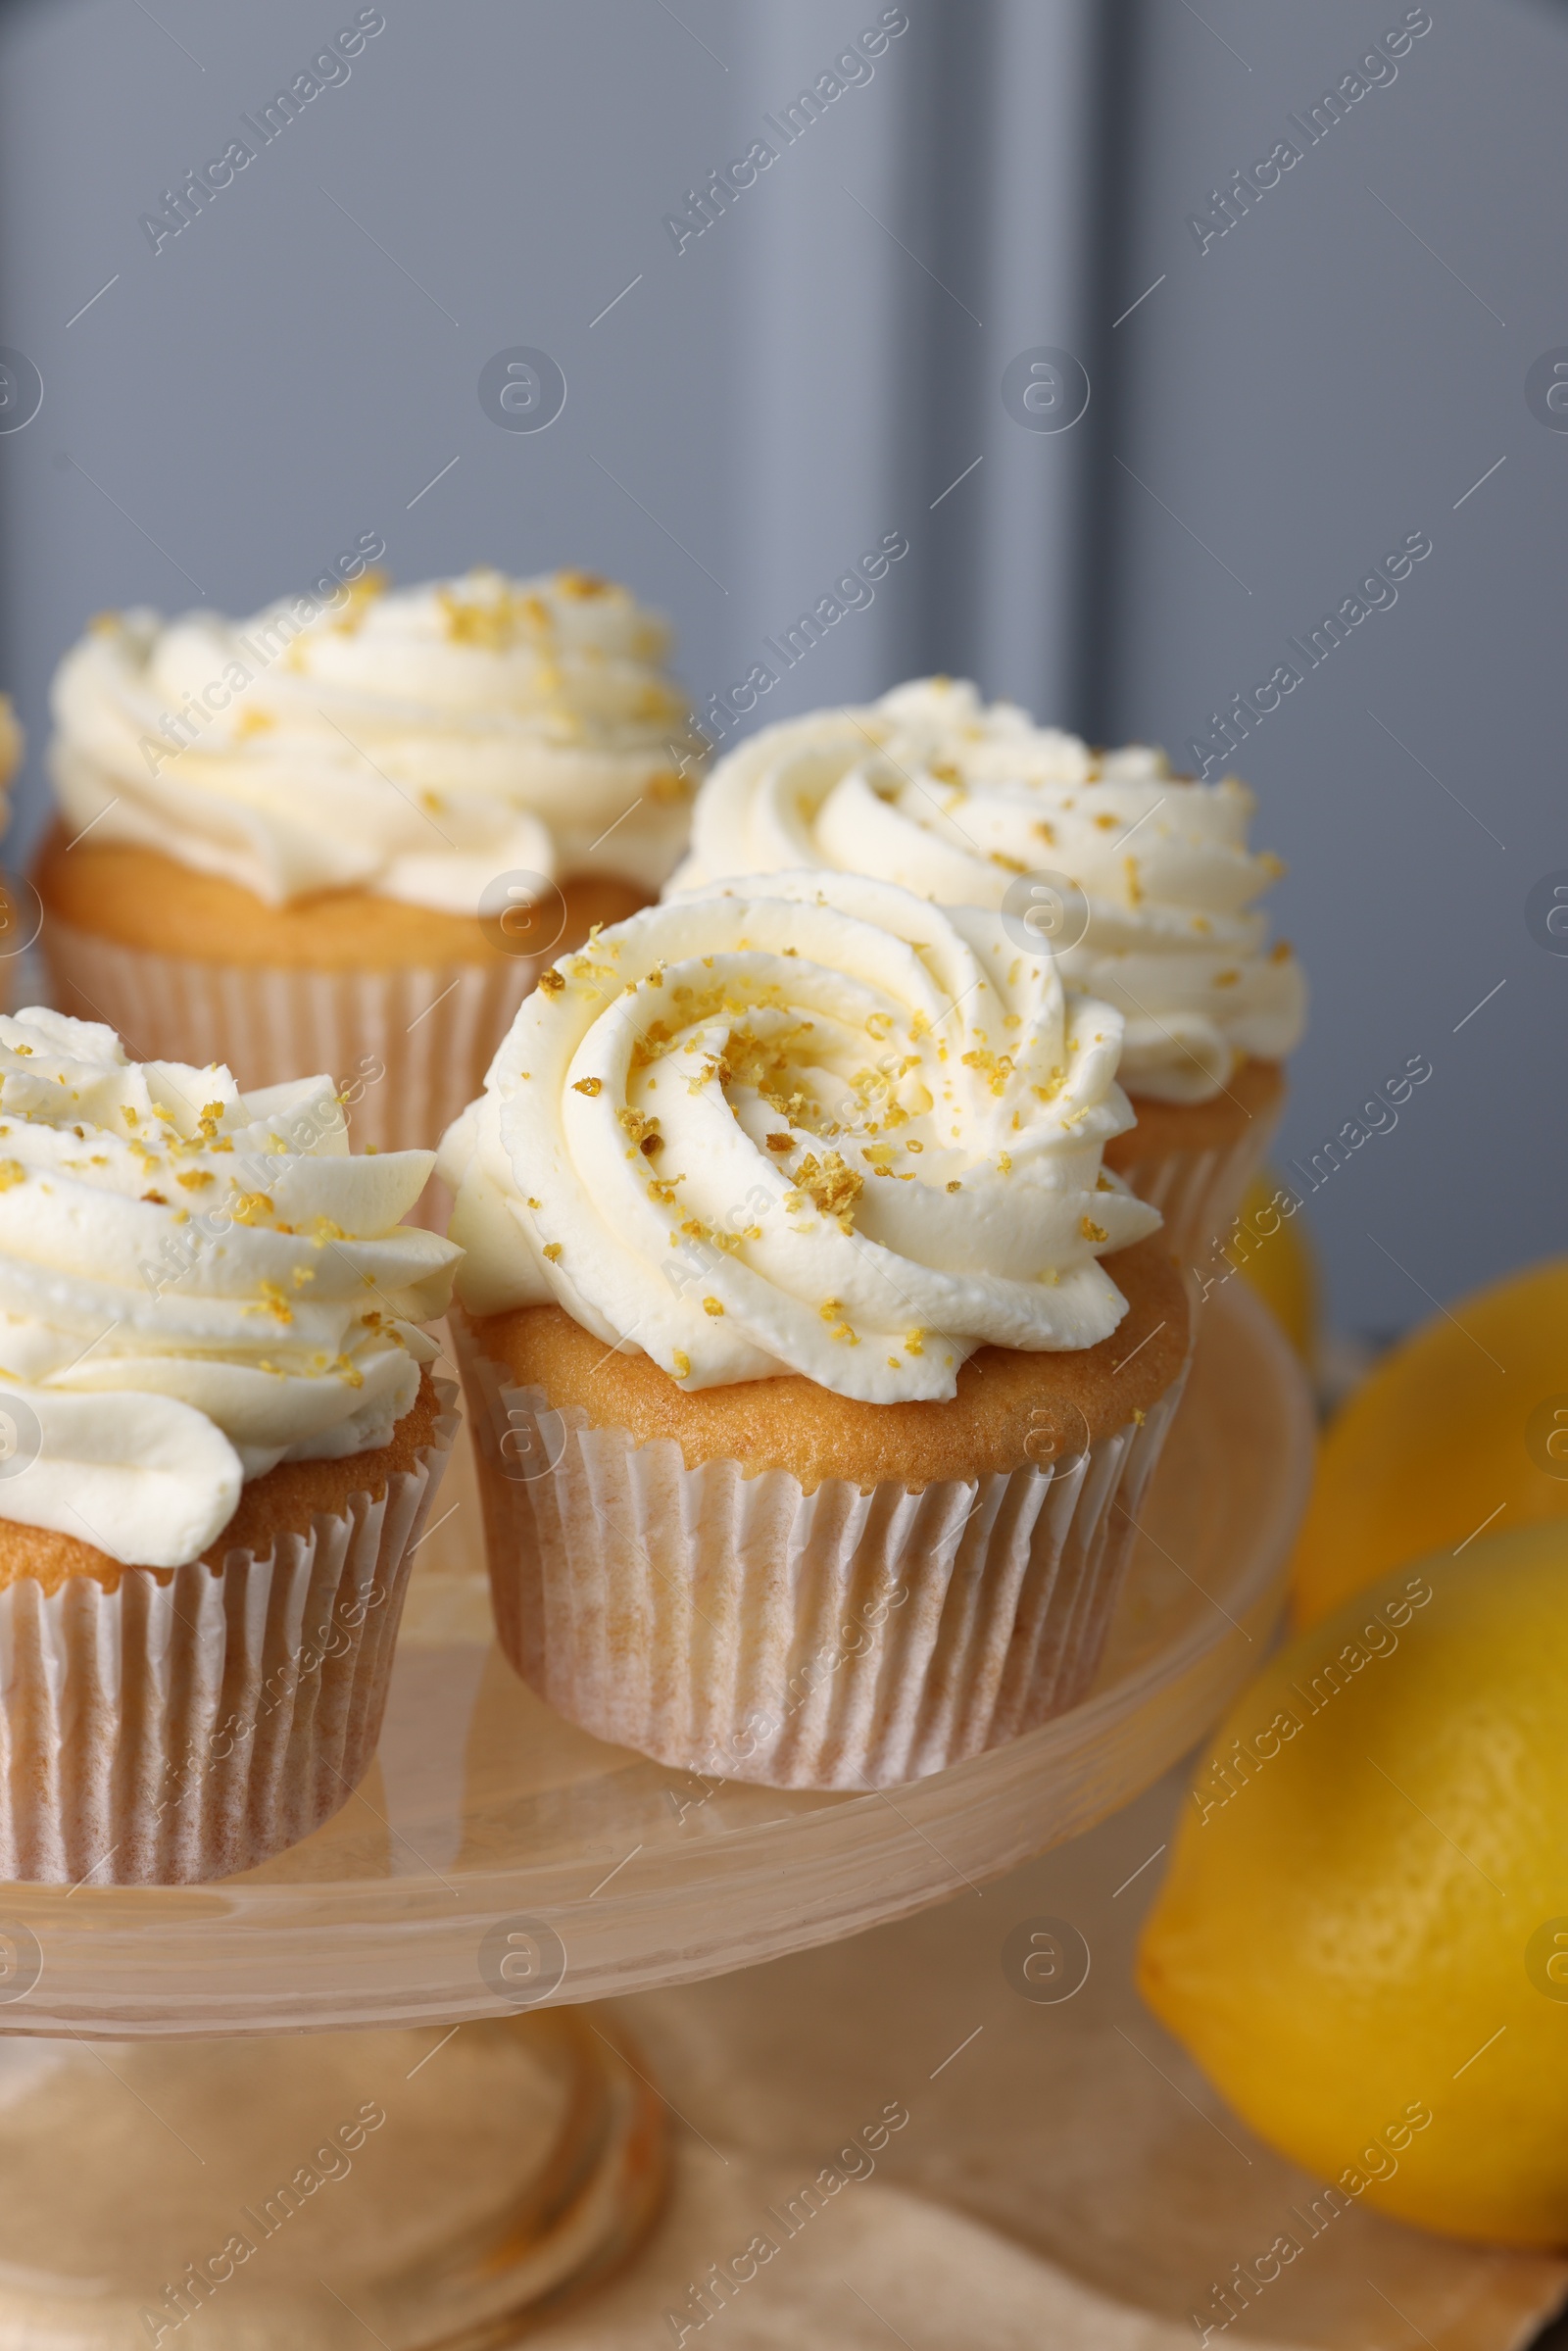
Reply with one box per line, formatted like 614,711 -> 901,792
38,567 -> 702,1150
673,679 -> 1306,1266
0,1006 -> 460,1884
438,872 -> 1189,1790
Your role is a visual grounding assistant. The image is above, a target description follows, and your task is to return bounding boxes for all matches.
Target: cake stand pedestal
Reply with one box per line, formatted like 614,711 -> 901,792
0,1281 -> 1312,2349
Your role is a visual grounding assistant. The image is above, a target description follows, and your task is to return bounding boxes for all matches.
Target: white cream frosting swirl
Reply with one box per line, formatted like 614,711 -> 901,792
50,568 -> 701,912
0,1008 -> 459,1568
673,677 -> 1306,1103
439,873 -> 1161,1402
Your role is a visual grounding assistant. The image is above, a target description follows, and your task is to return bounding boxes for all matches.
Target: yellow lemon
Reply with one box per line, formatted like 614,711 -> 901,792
1230,1174 -> 1317,1364
1292,1255 -> 1568,1628
1138,1527 -> 1568,2246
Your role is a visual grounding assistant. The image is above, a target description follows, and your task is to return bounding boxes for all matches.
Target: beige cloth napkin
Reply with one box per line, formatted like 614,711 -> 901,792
526,1768 -> 1566,2351
534,2142 -> 1215,2349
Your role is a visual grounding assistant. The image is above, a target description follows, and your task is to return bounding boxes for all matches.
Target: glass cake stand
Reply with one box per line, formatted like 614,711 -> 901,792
0,1280 -> 1313,2349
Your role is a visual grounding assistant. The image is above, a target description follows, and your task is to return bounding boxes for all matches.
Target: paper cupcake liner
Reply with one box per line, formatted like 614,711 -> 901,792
39,919 -> 534,1154
1112,1093 -> 1285,1272
455,1335 -> 1188,1791
0,1389 -> 457,1886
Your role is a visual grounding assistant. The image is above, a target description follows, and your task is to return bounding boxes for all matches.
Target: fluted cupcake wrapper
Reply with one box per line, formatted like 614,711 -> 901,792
40,919 -> 534,1154
0,1394 -> 457,1886
457,1337 -> 1188,1791
1112,1096 -> 1285,1274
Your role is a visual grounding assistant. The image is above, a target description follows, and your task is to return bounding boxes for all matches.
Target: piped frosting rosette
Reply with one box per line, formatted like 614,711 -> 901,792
50,567 -> 701,909
673,677 -> 1305,1106
441,872 -> 1162,1396
0,1007 -> 457,1569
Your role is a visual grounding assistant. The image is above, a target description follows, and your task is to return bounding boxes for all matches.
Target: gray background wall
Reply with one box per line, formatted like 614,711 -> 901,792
0,0 -> 1561,1338
1102,0 -> 1568,1343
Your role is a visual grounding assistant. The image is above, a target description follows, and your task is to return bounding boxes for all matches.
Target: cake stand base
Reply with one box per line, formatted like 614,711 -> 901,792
0,2010 -> 666,2348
